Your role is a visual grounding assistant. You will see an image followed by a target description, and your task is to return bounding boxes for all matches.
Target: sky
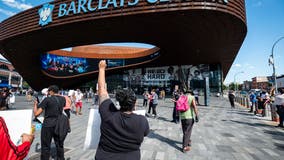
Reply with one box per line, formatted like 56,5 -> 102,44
0,0 -> 284,84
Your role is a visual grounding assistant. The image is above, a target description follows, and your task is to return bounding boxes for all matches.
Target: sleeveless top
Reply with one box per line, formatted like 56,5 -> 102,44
180,95 -> 195,119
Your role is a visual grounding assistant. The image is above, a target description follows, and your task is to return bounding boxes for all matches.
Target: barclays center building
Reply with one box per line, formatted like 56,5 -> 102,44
0,0 -> 247,94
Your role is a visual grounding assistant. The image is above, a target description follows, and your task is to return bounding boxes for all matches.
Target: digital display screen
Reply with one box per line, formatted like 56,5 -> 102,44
40,53 -> 93,76
41,51 -> 160,78
107,59 -> 125,67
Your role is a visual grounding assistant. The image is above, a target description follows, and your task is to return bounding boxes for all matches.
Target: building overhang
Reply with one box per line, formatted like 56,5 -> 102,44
0,0 -> 247,90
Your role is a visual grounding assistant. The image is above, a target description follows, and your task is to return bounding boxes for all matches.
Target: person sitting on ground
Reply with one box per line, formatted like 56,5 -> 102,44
95,60 -> 149,160
0,117 -> 34,160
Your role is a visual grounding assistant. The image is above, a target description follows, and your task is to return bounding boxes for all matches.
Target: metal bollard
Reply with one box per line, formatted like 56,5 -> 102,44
264,103 -> 270,118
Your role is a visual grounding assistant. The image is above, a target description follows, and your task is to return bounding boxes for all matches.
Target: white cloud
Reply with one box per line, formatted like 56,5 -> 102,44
248,66 -> 255,69
252,0 -> 263,7
0,8 -> 16,16
234,64 -> 241,67
243,63 -> 255,69
2,0 -> 33,10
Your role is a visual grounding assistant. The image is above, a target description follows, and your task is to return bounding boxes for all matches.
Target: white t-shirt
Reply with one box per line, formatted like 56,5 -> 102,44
274,94 -> 284,105
75,92 -> 83,102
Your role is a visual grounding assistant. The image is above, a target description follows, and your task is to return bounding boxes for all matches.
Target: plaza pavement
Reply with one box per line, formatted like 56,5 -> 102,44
7,95 -> 284,160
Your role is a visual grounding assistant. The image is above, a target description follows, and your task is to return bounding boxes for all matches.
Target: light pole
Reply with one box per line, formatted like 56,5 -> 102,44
269,36 -> 284,94
234,71 -> 244,92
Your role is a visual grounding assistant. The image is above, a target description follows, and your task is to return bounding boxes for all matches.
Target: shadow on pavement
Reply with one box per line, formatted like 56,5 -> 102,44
147,130 -> 182,152
229,120 -> 272,127
156,116 -> 172,123
263,130 -> 284,140
274,143 -> 284,151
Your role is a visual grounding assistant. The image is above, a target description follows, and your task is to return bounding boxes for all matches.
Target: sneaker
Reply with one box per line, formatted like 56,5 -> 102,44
182,146 -> 191,152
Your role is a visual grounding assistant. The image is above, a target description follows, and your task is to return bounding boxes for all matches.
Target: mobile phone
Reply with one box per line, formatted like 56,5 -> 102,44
33,96 -> 40,103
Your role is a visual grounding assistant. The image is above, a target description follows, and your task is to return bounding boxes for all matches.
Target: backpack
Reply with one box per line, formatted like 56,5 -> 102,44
176,95 -> 190,112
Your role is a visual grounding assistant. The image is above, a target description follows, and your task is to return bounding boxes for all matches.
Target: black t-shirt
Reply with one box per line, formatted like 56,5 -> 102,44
173,91 -> 180,106
95,99 -> 149,160
38,95 -> 66,127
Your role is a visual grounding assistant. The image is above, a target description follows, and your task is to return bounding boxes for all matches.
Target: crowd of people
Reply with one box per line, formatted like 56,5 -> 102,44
0,60 -> 200,159
1,60 -> 283,160
228,88 -> 284,128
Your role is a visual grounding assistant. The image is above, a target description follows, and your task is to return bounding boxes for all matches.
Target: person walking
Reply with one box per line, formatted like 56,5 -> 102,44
142,91 -> 149,107
193,89 -> 199,105
95,60 -> 149,160
274,88 -> 284,128
148,89 -> 158,118
228,90 -> 235,108
160,89 -> 166,101
75,89 -> 83,115
63,95 -> 72,133
33,85 -> 67,160
171,89 -> 180,123
180,90 -> 199,152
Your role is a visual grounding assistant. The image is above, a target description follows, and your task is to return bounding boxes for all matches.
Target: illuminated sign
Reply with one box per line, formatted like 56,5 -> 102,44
38,0 -> 229,26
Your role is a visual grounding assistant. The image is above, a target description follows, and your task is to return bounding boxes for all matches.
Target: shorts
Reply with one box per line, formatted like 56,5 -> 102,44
75,102 -> 83,108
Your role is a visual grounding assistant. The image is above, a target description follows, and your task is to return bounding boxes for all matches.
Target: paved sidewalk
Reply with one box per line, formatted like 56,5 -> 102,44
8,96 -> 284,160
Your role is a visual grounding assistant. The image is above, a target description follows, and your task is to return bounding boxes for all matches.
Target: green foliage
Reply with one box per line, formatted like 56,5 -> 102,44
229,82 -> 237,90
222,83 -> 228,90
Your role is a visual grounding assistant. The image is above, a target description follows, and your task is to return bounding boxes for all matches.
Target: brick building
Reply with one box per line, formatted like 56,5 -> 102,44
251,76 -> 270,90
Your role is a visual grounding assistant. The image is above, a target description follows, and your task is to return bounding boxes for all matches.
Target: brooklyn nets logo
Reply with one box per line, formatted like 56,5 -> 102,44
38,3 -> 54,26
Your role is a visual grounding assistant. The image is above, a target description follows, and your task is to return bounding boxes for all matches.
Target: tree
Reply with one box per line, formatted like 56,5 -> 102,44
229,82 -> 237,90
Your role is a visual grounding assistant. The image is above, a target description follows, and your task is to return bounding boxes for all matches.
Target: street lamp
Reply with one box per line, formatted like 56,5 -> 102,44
234,71 -> 244,92
269,36 -> 284,94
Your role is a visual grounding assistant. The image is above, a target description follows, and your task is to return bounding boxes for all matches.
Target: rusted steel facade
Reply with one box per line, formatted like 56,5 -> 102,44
0,0 -> 247,90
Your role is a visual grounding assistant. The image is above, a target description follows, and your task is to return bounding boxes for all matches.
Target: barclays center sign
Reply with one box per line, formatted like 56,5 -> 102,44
38,0 -> 229,26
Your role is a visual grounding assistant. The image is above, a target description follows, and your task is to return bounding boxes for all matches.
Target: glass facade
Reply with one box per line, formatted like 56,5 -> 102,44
105,63 -> 222,95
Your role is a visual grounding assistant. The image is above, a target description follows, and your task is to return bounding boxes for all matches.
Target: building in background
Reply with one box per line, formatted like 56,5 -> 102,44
0,58 -> 23,89
251,76 -> 271,91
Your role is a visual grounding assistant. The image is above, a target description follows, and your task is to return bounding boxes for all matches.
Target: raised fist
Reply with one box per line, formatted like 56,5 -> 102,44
99,60 -> 107,69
